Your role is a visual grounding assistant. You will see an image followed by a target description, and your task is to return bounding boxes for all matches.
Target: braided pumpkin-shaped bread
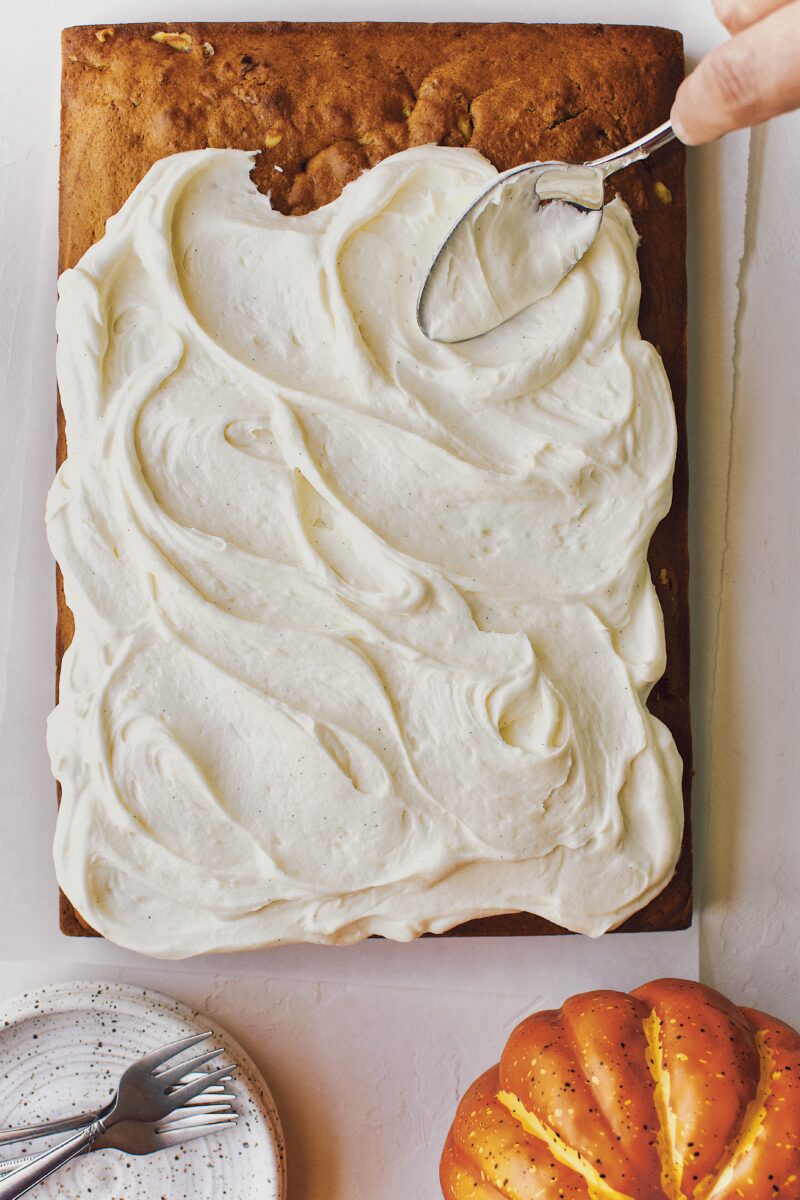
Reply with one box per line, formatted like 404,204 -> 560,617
441,978 -> 800,1200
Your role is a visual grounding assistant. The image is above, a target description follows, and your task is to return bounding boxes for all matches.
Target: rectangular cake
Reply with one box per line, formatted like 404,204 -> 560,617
55,21 -> 690,949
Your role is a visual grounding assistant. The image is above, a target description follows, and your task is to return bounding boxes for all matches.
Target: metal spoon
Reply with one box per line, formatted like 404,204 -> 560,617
417,119 -> 676,343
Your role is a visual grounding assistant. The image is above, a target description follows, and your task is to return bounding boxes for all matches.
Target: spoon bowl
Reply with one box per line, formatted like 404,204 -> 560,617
417,119 -> 675,343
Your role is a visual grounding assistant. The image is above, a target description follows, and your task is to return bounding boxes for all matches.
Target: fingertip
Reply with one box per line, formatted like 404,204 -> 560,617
670,62 -> 731,145
669,103 -> 693,146
670,86 -> 702,146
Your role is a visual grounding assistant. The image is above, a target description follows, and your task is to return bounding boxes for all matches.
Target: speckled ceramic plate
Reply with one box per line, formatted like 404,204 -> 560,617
0,981 -> 286,1199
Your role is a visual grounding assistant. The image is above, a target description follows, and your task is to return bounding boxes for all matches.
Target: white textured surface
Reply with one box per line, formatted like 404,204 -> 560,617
0,953 -> 696,1200
699,110 -> 800,1023
2,0 -> 797,1197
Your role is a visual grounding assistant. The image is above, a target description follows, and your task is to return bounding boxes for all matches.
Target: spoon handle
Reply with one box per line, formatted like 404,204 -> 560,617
588,119 -> 676,178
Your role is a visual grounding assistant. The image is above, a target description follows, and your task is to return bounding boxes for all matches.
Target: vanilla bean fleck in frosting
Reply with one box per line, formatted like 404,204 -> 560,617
47,145 -> 683,957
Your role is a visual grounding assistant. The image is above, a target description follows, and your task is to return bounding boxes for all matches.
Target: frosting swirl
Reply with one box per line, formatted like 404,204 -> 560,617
48,146 -> 683,956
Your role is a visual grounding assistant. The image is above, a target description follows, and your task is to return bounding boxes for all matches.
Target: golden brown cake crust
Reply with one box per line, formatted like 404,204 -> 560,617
57,21 -> 690,938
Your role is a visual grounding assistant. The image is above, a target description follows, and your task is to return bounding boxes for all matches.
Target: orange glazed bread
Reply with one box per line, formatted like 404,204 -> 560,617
441,979 -> 800,1199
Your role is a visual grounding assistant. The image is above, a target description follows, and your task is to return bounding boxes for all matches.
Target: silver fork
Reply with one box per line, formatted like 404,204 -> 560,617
0,1066 -> 234,1146
0,1032 -> 237,1199
0,1110 -> 239,1196
0,1104 -> 239,1176
0,1074 -> 237,1176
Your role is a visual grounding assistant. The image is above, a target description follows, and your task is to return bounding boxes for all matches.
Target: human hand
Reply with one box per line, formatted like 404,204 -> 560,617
671,0 -> 800,144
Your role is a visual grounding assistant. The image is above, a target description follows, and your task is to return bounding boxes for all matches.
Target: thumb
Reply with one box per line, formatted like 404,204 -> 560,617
671,0 -> 800,143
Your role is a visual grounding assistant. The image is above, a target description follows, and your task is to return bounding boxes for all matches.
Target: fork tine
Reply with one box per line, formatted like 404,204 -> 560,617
163,1100 -> 235,1117
166,1095 -> 237,1115
155,1047 -> 224,1088
181,1089 -> 236,1105
172,1076 -> 230,1089
137,1032 -> 212,1074
151,1117 -> 239,1149
166,1064 -> 238,1109
159,1109 -> 239,1132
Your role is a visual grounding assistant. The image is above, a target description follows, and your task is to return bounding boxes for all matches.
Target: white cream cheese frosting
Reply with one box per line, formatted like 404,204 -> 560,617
420,162 -> 604,342
47,144 -> 683,957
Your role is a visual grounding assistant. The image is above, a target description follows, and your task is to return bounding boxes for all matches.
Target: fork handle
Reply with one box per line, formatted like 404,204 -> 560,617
0,1119 -> 104,1199
0,1109 -> 104,1148
0,1156 -> 42,1178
